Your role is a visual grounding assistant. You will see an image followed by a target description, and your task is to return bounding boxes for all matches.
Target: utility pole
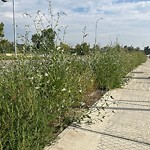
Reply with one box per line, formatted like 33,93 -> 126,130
12,0 -> 17,57
94,18 -> 103,50
1,0 -> 17,57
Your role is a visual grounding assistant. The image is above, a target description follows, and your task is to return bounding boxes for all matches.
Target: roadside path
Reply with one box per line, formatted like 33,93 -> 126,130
45,58 -> 150,150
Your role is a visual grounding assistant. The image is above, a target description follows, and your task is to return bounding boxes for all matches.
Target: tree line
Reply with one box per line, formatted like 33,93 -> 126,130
0,22 -> 149,55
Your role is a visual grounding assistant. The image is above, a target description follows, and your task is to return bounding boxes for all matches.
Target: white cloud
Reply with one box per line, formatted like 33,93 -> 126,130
0,0 -> 150,49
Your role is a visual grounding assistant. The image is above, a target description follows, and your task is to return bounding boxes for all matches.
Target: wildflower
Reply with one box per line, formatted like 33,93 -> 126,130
37,74 -> 42,79
81,102 -> 85,106
45,73 -> 48,77
57,47 -> 61,50
66,67 -> 69,71
47,80 -> 50,84
29,77 -> 34,80
79,89 -> 82,93
35,87 -> 40,90
61,88 -> 66,92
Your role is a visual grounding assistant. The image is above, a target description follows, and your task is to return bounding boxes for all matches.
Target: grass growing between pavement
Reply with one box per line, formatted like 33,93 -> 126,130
0,46 -> 146,150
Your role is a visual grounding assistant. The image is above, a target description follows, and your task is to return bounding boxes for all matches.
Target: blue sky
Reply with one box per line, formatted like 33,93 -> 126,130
1,0 -> 150,49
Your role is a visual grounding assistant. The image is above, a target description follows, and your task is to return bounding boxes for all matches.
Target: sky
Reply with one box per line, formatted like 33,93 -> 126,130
1,0 -> 150,49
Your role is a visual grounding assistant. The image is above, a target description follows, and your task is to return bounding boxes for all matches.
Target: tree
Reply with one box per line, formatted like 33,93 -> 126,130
58,42 -> 71,53
123,45 -> 135,51
0,22 -> 15,53
31,28 -> 56,53
74,42 -> 90,55
0,22 -> 4,39
31,33 -> 41,49
92,44 -> 101,52
1,0 -> 7,2
144,46 -> 150,55
135,47 -> 140,51
0,22 -> 5,53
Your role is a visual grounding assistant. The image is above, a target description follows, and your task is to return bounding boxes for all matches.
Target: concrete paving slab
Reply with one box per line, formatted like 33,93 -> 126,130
45,59 -> 150,150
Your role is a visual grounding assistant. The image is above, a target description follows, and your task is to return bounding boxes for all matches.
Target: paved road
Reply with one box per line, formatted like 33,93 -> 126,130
45,58 -> 150,150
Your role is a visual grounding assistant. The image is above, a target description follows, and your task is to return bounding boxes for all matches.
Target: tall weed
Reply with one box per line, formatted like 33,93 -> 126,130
92,45 -> 146,89
0,46 -> 146,149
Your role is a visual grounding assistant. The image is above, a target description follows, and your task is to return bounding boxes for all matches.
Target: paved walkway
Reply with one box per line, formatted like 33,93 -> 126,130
45,58 -> 150,150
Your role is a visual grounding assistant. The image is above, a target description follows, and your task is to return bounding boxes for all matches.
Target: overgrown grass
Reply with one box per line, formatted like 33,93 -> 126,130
0,46 -> 146,150
92,45 -> 146,89
0,53 -> 17,60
